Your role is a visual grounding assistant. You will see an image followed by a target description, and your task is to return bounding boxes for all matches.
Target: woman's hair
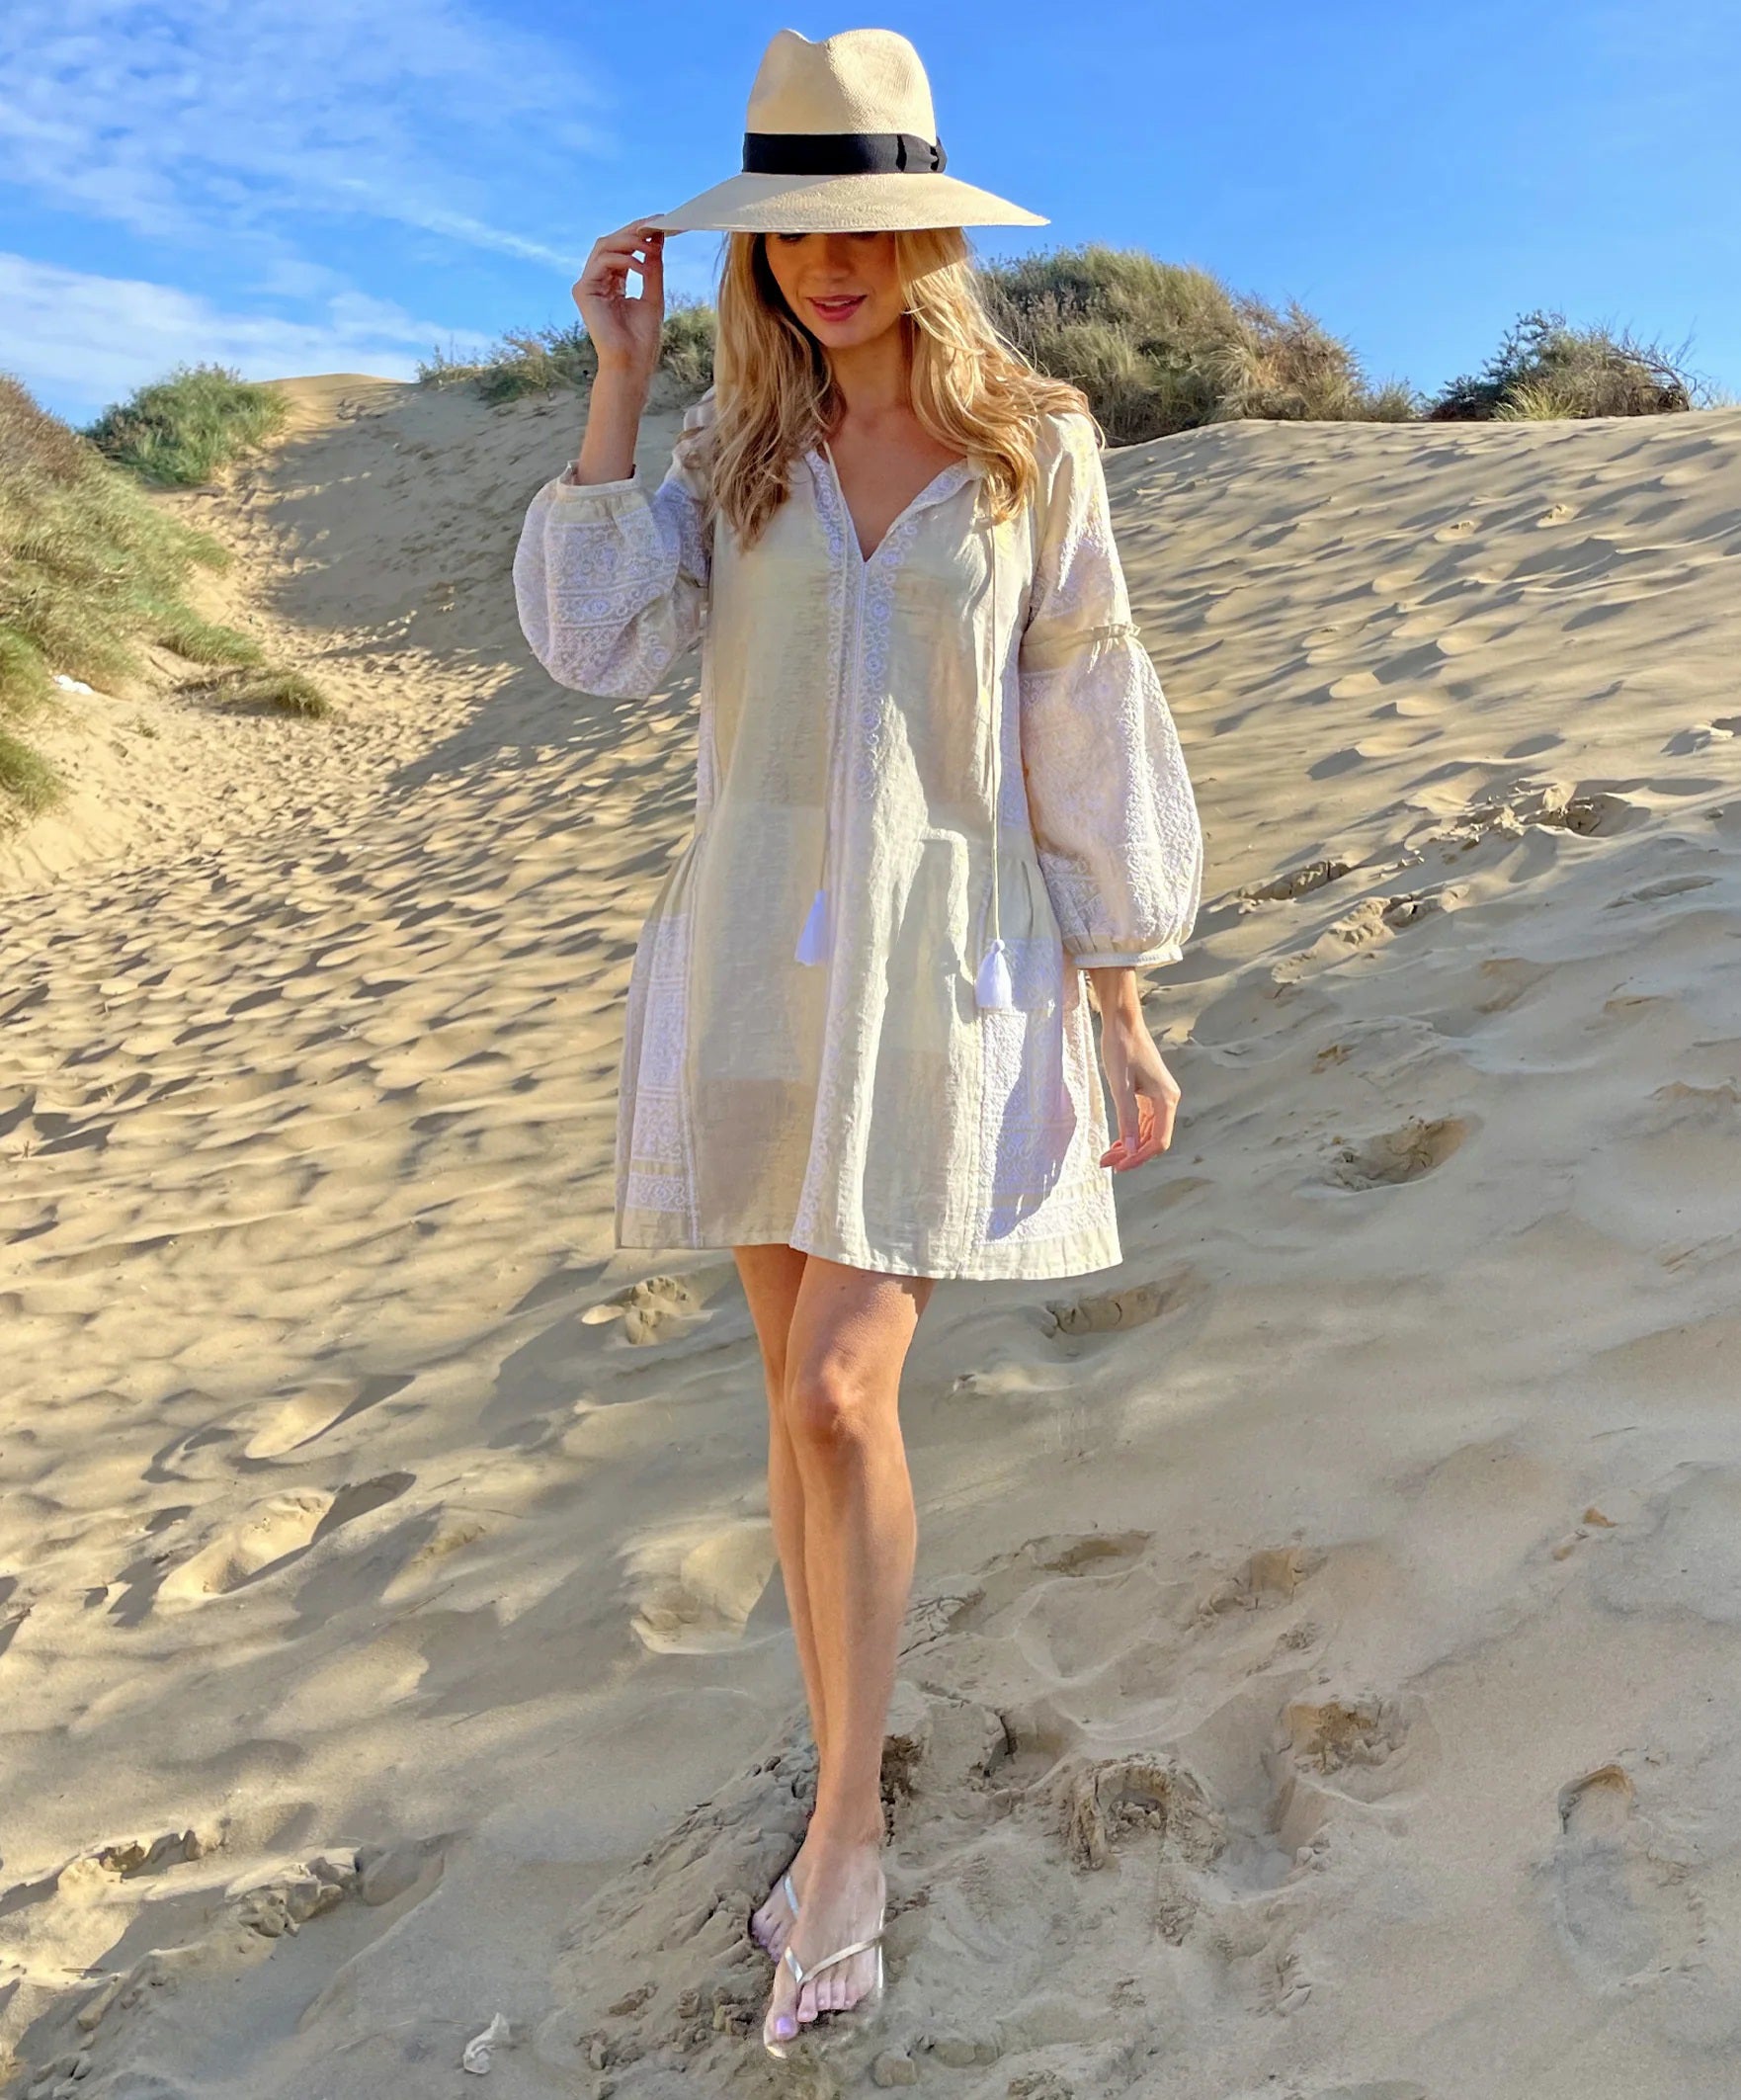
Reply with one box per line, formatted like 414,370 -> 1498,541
691,227 -> 1093,546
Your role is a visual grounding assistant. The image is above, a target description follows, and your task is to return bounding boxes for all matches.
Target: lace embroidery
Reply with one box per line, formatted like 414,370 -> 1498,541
973,933 -> 1117,1252
849,477 -> 968,800
1017,415 -> 1203,963
513,394 -> 715,702
543,404 -> 1194,1278
617,905 -> 696,1233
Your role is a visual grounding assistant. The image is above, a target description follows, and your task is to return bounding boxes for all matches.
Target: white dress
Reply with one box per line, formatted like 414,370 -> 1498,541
513,392 -> 1202,1280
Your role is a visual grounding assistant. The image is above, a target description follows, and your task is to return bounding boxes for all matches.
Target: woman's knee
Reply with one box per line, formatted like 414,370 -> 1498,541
782,1357 -> 884,1458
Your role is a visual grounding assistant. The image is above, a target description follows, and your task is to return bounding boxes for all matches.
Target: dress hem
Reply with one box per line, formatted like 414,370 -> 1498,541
613,1215 -> 1124,1284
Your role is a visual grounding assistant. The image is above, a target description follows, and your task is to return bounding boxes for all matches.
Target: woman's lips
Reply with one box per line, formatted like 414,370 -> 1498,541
807,294 -> 867,322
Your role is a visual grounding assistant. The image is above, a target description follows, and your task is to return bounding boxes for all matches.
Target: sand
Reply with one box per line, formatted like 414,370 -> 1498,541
3,377 -> 1741,2100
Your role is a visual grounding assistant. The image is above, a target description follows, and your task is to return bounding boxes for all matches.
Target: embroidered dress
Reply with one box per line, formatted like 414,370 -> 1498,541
513,394 -> 1202,1280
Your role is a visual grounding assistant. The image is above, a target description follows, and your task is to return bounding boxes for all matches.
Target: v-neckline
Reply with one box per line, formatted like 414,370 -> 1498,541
812,442 -> 974,567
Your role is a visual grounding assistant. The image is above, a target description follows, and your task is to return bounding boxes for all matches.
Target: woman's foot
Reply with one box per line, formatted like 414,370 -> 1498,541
750,1840 -> 808,1960
762,1838 -> 886,2051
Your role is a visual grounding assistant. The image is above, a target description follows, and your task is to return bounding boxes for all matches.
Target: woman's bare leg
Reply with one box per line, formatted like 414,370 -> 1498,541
762,1252 -> 934,2044
733,1243 -> 830,1954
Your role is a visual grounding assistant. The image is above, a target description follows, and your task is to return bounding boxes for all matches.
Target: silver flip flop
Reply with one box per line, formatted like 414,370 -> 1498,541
762,1910 -> 885,2059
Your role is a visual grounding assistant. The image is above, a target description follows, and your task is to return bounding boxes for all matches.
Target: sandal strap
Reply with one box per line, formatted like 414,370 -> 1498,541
782,1872 -> 798,1914
781,1927 -> 883,1988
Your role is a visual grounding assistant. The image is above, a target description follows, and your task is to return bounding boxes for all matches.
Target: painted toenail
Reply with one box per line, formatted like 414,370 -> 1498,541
774,2016 -> 796,2040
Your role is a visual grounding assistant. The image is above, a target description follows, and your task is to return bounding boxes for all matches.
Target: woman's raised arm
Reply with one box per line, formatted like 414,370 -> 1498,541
571,222 -> 666,483
512,224 -> 714,700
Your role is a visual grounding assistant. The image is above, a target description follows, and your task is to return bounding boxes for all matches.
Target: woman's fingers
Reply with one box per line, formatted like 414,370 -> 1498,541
1099,1084 -> 1144,1168
1100,1076 -> 1177,1169
590,224 -> 664,282
636,228 -> 665,303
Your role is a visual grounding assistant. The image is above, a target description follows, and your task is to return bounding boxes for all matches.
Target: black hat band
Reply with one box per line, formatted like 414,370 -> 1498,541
742,130 -> 948,176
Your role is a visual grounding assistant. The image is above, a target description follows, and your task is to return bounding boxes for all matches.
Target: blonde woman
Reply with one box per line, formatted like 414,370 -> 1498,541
514,26 -> 1203,2059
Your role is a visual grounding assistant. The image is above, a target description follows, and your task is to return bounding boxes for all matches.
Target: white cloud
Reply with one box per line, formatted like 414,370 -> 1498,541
0,0 -> 606,268
0,252 -> 492,418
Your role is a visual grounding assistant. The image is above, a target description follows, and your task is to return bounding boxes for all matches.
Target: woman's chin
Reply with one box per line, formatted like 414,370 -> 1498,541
809,317 -> 894,352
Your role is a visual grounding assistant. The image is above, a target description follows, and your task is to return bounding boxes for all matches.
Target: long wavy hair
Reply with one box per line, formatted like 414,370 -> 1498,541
688,227 -> 1092,546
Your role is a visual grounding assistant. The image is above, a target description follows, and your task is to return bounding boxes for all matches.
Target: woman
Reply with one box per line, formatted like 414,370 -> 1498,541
513,26 -> 1203,2059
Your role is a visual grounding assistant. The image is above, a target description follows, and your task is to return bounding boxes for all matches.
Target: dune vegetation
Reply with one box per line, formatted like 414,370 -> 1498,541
85,363 -> 290,488
7,254 -> 1716,826
418,300 -> 717,404
979,247 -> 1413,440
1423,306 -> 1703,420
0,372 -> 328,817
418,244 -> 1716,440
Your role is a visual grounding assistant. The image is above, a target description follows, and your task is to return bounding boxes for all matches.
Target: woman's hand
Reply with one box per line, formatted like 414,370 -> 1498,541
1089,967 -> 1181,1170
572,222 -> 666,387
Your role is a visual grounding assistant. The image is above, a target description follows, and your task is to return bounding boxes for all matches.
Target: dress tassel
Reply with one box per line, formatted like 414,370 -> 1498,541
975,937 -> 1014,1010
794,885 -> 832,966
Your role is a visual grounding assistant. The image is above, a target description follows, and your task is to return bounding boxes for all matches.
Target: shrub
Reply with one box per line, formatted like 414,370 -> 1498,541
0,727 -> 58,814
418,300 -> 716,402
977,245 -> 1416,442
659,302 -> 717,394
181,664 -> 330,719
431,254 -> 1404,438
0,374 -> 315,818
1426,309 -> 1704,421
85,363 -> 289,486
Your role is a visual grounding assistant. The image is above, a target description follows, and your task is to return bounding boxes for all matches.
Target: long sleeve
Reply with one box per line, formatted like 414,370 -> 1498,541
1017,412 -> 1203,969
512,388 -> 715,699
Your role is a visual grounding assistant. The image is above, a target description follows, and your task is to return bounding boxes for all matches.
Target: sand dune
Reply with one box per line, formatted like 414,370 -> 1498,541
3,380 -> 1740,2099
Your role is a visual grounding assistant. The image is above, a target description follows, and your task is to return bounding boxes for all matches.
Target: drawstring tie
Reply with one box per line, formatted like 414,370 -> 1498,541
794,443 -> 844,974
796,452 -> 1011,1011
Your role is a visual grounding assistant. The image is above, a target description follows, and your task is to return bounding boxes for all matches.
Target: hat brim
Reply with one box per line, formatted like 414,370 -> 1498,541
643,170 -> 1046,234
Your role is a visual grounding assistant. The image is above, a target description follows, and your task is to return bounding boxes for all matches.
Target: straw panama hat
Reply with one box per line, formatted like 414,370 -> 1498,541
643,27 -> 1047,235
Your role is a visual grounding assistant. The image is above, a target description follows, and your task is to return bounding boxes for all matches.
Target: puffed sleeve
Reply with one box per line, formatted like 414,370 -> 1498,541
512,386 -> 715,698
1017,411 -> 1203,968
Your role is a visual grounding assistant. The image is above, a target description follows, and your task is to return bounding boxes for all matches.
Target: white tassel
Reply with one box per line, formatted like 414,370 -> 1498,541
975,937 -> 1014,1010
794,885 -> 832,966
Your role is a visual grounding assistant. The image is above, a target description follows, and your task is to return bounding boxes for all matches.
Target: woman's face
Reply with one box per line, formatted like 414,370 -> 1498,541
762,231 -> 905,352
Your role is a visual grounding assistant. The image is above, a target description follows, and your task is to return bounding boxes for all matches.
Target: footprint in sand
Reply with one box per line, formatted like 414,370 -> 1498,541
622,1516 -> 778,1654
1197,1545 -> 1326,1620
1547,1762 -> 1699,1991
1270,1687 -> 1431,1858
1238,856 -> 1355,906
1272,887 -> 1458,983
237,1372 -> 412,1460
926,1529 -> 1153,1640
579,1273 -> 697,1345
2,1826 -> 215,1915
1050,1753 -> 1226,1873
1522,783 -> 1641,838
152,1473 -> 414,1608
1431,780 -> 1643,852
1282,1692 -> 1411,1779
1608,872 -> 1718,908
1325,1116 -> 1468,1190
1662,714 -> 1741,755
1038,1270 -> 1199,1344
153,1491 -> 332,1605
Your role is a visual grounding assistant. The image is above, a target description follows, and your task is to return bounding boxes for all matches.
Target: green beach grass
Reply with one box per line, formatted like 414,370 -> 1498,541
0,372 -> 327,820
416,244 -> 1717,437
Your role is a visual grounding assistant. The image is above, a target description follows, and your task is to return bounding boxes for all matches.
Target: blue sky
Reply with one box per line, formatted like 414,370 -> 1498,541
3,0 -> 1736,427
